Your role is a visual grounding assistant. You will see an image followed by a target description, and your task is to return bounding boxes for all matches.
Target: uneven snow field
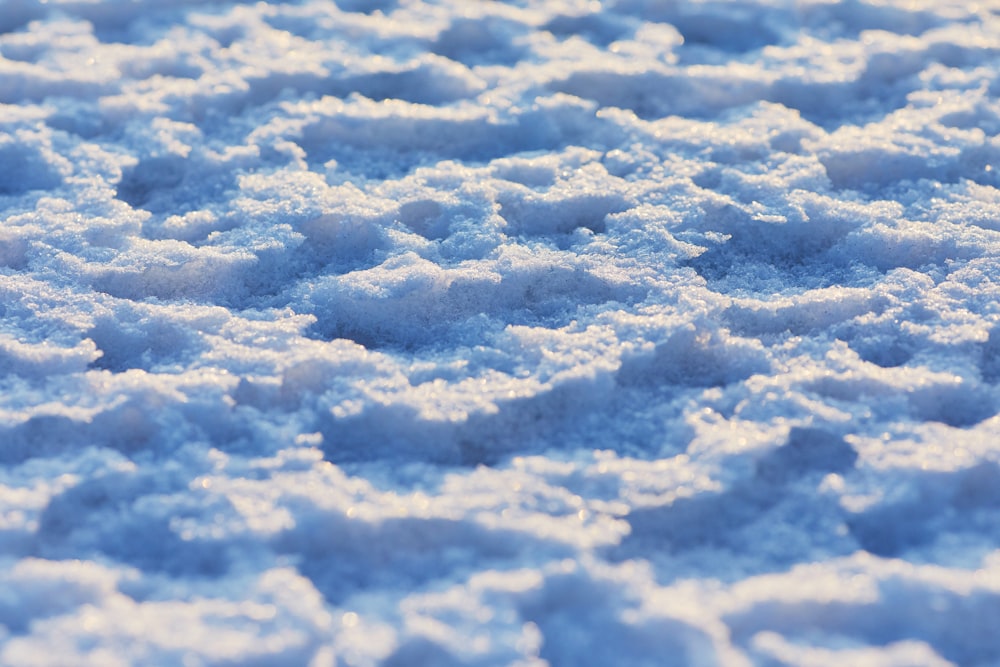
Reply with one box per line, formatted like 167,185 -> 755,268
2,0 -> 1000,664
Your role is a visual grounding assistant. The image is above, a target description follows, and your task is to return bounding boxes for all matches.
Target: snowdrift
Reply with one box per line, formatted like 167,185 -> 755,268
2,0 -> 1000,664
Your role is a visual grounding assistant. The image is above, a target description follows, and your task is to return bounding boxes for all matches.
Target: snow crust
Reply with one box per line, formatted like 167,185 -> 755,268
2,0 -> 1000,664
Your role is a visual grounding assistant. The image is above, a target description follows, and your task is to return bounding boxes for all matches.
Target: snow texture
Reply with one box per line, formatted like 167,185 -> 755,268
1,0 -> 1000,665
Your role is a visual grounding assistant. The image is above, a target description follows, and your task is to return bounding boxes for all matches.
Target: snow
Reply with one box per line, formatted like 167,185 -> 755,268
1,0 -> 1000,664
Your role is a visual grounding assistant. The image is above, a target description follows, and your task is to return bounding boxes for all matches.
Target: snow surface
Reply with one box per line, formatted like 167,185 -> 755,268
2,0 -> 1000,664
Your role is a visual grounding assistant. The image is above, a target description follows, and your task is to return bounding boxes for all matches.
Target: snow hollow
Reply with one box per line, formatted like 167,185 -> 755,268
2,0 -> 1000,665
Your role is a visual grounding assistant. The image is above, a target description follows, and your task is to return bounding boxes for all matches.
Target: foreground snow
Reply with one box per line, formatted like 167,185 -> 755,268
2,0 -> 1000,664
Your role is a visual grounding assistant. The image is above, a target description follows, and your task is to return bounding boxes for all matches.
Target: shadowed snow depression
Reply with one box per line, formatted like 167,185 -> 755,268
2,0 -> 1000,665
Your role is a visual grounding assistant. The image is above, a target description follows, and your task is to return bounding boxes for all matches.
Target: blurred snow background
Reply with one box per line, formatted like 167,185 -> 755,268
2,0 -> 1000,664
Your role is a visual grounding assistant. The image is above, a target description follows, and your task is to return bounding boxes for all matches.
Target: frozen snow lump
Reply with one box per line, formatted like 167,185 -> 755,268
4,1 -> 1000,665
